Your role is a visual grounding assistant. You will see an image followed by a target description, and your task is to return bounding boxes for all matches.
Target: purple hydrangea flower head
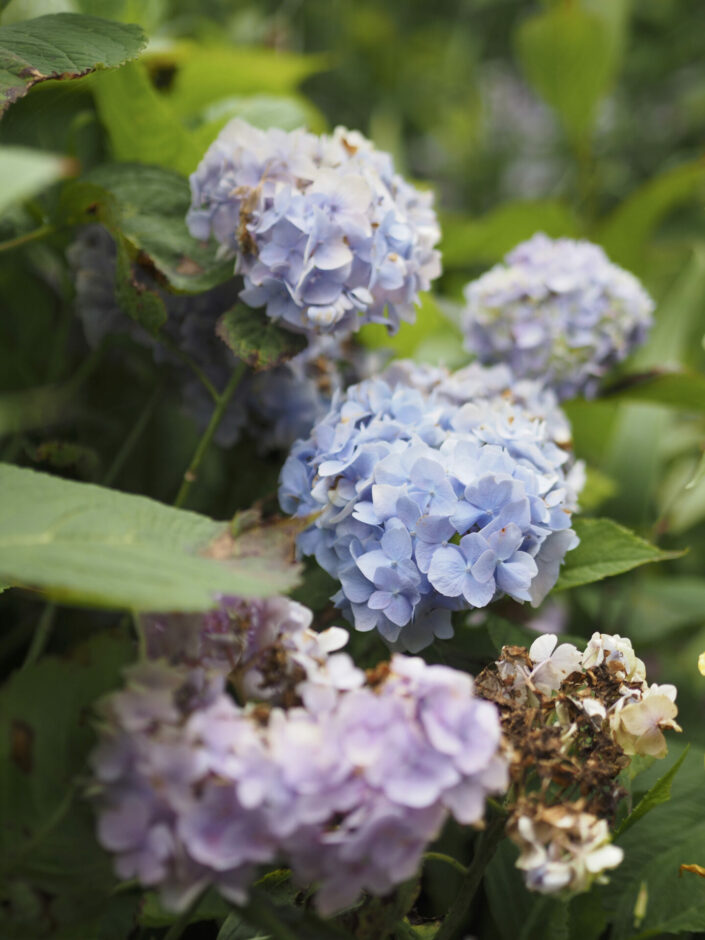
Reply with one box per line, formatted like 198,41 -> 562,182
90,653 -> 506,916
279,360 -> 582,651
462,233 -> 654,399
187,120 -> 441,337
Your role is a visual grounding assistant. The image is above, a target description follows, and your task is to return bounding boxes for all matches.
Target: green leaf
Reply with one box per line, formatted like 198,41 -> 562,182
0,634 -> 137,939
554,517 -> 683,592
603,369 -> 705,413
217,914 -> 270,940
519,898 -> 569,940
160,42 -> 327,116
58,177 -> 167,334
193,93 -> 327,153
622,577 -> 705,641
602,248 -> 705,526
515,6 -> 616,143
60,163 -> 233,293
0,463 -> 300,611
217,305 -> 306,371
0,145 -> 69,215
598,161 -> 705,272
0,12 -> 146,116
92,61 -> 203,176
440,201 -> 578,269
601,746 -> 705,939
686,450 -> 705,491
616,746 -> 690,838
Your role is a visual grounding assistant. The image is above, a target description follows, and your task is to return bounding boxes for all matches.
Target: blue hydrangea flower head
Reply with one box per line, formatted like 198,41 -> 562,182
462,233 -> 654,399
187,120 -> 442,337
279,360 -> 583,652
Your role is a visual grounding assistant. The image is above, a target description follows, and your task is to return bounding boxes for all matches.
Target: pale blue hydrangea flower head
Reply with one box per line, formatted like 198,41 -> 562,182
462,233 -> 654,399
279,360 -> 582,652
187,120 -> 441,337
90,653 -> 506,916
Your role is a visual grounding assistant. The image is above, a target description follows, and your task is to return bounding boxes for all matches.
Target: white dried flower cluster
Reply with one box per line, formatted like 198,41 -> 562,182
509,801 -> 624,895
479,630 -> 682,898
494,631 -> 680,759
578,633 -> 680,759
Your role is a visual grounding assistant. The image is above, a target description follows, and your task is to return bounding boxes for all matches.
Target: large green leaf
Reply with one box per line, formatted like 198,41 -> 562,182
441,201 -> 578,269
598,161 -> 705,272
0,13 -> 146,116
601,746 -> 705,940
485,840 -> 605,940
554,517 -> 683,592
515,5 -> 616,144
0,145 -> 69,215
616,746 -> 690,837
0,464 -> 300,611
603,249 -> 705,526
193,93 -> 327,154
92,61 -> 203,176
622,576 -> 705,641
603,369 -> 705,413
0,634 -> 138,939
59,163 -> 233,294
157,42 -> 327,116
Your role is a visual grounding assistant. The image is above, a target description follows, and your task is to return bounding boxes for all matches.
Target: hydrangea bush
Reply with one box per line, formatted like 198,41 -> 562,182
1,8 -> 703,940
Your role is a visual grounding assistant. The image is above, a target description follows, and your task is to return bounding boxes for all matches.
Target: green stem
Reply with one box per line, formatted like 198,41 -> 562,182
424,852 -> 470,878
102,384 -> 162,487
434,813 -> 506,940
22,602 -> 57,668
173,362 -> 247,508
162,891 -> 205,940
0,223 -> 55,254
159,333 -> 219,403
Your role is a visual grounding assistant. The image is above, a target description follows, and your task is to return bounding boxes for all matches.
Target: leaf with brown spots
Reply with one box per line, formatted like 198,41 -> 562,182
217,304 -> 306,371
0,14 -> 147,116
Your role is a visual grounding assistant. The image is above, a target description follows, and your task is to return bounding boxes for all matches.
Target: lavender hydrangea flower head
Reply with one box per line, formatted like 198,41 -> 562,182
187,120 -> 441,337
279,360 -> 582,651
462,233 -> 654,399
90,653 -> 507,916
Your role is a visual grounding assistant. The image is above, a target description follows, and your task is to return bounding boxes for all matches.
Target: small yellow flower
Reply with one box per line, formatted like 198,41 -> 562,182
698,652 -> 705,677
